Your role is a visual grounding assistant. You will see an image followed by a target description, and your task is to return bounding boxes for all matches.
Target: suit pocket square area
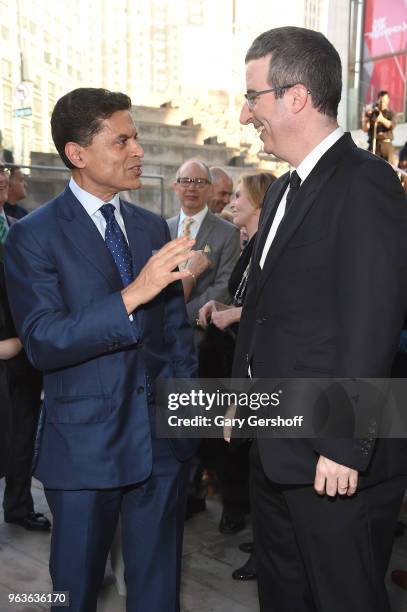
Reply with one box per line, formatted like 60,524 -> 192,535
45,395 -> 113,424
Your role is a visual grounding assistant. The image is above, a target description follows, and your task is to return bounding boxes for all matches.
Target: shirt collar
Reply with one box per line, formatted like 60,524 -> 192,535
179,204 -> 208,227
0,206 -> 7,222
69,177 -> 121,217
295,126 -> 344,183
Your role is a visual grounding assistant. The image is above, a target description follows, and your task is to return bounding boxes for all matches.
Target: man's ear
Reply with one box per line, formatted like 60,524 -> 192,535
290,84 -> 309,114
65,142 -> 86,169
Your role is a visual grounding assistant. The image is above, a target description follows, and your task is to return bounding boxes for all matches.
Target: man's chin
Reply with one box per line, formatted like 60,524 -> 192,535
261,140 -> 274,156
122,178 -> 142,191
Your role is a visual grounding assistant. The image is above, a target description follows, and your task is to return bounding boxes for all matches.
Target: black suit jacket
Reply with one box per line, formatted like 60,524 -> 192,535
233,133 -> 407,487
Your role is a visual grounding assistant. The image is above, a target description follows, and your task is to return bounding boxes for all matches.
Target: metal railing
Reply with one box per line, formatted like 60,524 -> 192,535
5,163 -> 166,216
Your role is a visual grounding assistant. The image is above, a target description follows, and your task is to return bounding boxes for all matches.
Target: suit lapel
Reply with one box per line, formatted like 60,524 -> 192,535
168,215 -> 179,240
121,200 -> 153,331
253,175 -> 289,268
120,200 -> 152,277
58,187 -> 123,291
194,211 -> 214,251
257,133 -> 356,294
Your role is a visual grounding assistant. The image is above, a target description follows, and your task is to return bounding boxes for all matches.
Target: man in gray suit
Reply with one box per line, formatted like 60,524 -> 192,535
168,159 -> 240,519
168,159 -> 240,335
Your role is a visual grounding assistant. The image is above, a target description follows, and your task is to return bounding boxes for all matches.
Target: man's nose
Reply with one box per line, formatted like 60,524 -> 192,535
240,103 -> 252,125
132,141 -> 144,158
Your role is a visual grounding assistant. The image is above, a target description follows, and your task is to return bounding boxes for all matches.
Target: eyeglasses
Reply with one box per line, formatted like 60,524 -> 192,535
176,177 -> 211,188
244,84 -> 297,110
0,167 -> 11,175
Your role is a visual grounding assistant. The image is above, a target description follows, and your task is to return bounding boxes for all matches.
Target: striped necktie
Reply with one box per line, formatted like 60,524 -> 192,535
0,213 -> 8,245
179,217 -> 194,269
182,217 -> 194,238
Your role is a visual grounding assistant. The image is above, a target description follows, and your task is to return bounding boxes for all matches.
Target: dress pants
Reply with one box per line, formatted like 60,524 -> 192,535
250,440 -> 405,612
3,366 -> 42,520
45,438 -> 190,612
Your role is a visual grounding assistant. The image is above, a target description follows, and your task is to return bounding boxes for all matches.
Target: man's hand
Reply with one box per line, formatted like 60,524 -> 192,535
314,455 -> 358,497
186,249 -> 211,278
121,237 -> 195,313
376,112 -> 391,128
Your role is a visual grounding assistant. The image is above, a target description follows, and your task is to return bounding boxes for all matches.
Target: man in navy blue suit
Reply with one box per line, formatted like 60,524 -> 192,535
5,88 -> 197,612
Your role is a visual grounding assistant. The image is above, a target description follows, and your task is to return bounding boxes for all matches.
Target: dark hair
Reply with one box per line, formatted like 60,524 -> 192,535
378,90 -> 389,98
245,26 -> 342,118
51,88 -> 132,169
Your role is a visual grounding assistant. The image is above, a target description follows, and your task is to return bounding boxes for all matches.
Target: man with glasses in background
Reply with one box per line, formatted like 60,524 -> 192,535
168,159 -> 240,338
168,159 -> 240,520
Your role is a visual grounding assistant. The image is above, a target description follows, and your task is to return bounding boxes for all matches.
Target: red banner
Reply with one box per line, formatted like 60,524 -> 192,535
363,0 -> 406,112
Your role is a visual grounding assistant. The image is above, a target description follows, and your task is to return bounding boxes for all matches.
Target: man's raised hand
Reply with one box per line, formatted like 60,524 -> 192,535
121,237 -> 195,313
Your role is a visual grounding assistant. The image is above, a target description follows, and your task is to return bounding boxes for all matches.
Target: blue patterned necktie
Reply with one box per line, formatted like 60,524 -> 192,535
100,203 -> 133,287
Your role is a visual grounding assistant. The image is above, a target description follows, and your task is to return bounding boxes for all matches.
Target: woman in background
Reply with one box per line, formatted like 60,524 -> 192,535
198,171 -> 276,580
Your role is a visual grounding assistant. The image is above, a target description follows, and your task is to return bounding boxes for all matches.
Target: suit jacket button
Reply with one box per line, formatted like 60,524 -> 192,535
137,386 -> 145,394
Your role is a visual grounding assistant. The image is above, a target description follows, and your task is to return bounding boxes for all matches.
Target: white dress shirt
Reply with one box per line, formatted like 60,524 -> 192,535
259,127 -> 344,269
177,205 -> 208,239
69,177 -> 129,244
69,178 -> 134,320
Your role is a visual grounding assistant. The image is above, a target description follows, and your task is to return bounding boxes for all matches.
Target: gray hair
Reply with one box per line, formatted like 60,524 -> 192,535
209,166 -> 233,185
246,26 -> 342,118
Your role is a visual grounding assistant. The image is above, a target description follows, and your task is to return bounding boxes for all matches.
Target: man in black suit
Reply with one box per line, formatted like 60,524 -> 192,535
0,163 -> 48,531
233,26 -> 407,612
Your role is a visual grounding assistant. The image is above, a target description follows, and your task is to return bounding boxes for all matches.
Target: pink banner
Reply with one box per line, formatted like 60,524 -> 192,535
364,0 -> 407,59
363,0 -> 406,112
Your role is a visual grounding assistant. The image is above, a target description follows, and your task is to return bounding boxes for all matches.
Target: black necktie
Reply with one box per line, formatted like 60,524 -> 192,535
285,170 -> 302,213
100,203 -> 133,287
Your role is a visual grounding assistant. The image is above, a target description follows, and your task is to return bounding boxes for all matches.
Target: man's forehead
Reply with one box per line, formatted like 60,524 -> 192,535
101,110 -> 137,133
216,175 -> 233,189
179,162 -> 209,177
246,54 -> 271,88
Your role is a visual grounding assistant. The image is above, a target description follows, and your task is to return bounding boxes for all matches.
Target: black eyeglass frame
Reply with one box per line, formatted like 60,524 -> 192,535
244,84 -> 311,110
176,177 -> 211,186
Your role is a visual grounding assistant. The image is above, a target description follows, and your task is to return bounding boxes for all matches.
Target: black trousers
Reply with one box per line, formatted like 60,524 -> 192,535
250,440 -> 405,612
3,370 -> 42,520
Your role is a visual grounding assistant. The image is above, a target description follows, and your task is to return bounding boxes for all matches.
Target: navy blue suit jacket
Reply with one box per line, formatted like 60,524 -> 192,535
4,186 -> 198,490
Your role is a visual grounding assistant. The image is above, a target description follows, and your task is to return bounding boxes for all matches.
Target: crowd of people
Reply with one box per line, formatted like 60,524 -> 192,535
0,24 -> 407,612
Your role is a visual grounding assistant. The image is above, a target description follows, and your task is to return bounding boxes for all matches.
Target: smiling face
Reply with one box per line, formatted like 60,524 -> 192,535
240,54 -> 291,159
68,110 -> 144,201
208,173 -> 234,213
173,161 -> 212,216
230,181 -> 259,230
